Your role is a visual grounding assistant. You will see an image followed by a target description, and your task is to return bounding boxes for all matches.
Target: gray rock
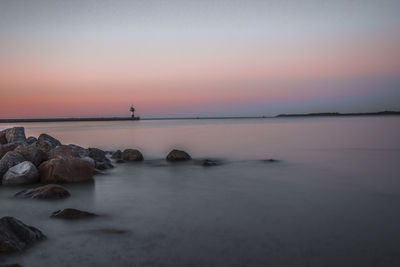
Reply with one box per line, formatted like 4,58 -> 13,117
14,145 -> 47,166
15,184 -> 70,199
88,148 -> 113,170
38,133 -> 61,148
2,161 -> 39,185
111,150 -> 122,159
0,216 -> 46,254
202,159 -> 218,166
0,130 -> 7,144
166,149 -> 192,161
50,208 -> 97,219
26,136 -> 37,145
0,151 -> 25,178
4,127 -> 26,145
122,149 -> 143,161
0,144 -> 17,160
68,144 -> 89,157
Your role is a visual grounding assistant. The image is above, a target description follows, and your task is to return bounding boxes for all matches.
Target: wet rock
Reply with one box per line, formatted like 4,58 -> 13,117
68,144 -> 89,157
0,144 -> 17,159
4,127 -> 26,145
15,184 -> 70,199
202,159 -> 218,167
116,159 -> 125,164
166,149 -> 192,161
0,216 -> 45,254
50,208 -> 97,219
2,161 -> 39,185
38,158 -> 94,184
88,148 -> 113,170
0,151 -> 25,178
122,149 -> 144,161
48,145 -> 80,159
262,159 -> 280,163
111,150 -> 122,159
32,139 -> 53,153
38,133 -> 61,148
26,136 -> 37,145
14,145 -> 46,167
0,130 -> 7,145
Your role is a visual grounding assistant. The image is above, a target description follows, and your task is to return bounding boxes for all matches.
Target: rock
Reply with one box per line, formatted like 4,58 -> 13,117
15,184 -> 70,199
0,151 -> 25,178
262,159 -> 280,163
32,139 -> 53,153
88,148 -> 113,170
2,161 -> 39,185
0,130 -> 7,145
0,216 -> 45,254
38,133 -> 61,148
166,149 -> 192,161
38,158 -> 94,184
122,149 -> 143,161
50,208 -> 97,219
116,159 -> 125,164
14,145 -> 47,166
0,144 -> 17,159
202,159 -> 218,166
68,144 -> 89,157
48,145 -> 80,159
26,136 -> 37,145
4,127 -> 26,145
111,150 -> 122,159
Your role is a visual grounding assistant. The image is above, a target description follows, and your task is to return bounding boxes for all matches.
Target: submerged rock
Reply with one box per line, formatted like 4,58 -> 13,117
39,158 -> 94,184
166,149 -> 192,161
48,145 -> 80,159
4,127 -> 26,145
111,150 -> 122,159
14,145 -> 47,166
15,184 -> 70,200
202,159 -> 219,167
262,159 -> 280,163
38,133 -> 61,148
2,161 -> 39,185
122,149 -> 143,161
50,208 -> 97,219
0,216 -> 45,254
88,148 -> 113,170
0,151 -> 25,178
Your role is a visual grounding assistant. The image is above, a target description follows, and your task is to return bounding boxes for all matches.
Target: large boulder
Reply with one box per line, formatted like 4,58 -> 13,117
111,150 -> 122,159
166,149 -> 192,161
15,184 -> 70,200
14,145 -> 47,166
26,136 -> 38,145
0,130 -> 7,144
122,149 -> 144,161
0,151 -> 25,178
38,158 -> 94,184
0,144 -> 17,159
38,133 -> 61,148
0,216 -> 46,254
68,144 -> 89,157
2,161 -> 39,185
88,148 -> 113,170
50,208 -> 97,219
48,145 -> 79,159
4,127 -> 26,145
32,139 -> 53,153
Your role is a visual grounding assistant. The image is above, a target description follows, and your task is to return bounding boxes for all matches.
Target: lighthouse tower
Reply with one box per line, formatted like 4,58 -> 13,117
130,105 -> 135,119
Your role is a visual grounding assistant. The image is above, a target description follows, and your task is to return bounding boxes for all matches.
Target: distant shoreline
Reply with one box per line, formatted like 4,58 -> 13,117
0,111 -> 399,123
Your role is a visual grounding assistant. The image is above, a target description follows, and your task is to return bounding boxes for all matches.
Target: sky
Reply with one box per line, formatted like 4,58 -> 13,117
0,0 -> 400,118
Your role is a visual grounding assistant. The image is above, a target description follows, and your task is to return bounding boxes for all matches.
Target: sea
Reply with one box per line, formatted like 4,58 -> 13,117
1,116 -> 400,267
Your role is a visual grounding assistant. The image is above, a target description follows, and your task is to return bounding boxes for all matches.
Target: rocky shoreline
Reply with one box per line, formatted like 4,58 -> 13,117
0,126 -> 200,260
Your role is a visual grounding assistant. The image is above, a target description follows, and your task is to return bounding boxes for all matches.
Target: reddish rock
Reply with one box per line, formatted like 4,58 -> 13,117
122,149 -> 144,161
166,149 -> 192,161
32,140 -> 53,152
48,145 -> 80,159
15,184 -> 70,200
0,144 -> 17,159
0,130 -> 7,144
38,158 -> 94,184
50,208 -> 97,219
14,145 -> 47,166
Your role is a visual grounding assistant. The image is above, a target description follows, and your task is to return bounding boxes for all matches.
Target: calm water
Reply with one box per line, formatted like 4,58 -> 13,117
1,117 -> 400,266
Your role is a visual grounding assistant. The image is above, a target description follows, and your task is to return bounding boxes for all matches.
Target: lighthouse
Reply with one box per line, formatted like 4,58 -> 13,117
130,105 -> 135,119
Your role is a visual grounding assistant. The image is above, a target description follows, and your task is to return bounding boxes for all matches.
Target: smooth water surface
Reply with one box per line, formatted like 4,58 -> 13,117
1,117 -> 400,266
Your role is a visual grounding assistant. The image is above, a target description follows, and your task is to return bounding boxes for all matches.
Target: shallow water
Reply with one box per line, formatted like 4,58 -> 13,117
1,117 -> 400,266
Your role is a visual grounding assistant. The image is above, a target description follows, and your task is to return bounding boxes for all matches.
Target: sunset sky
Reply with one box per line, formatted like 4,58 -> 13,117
1,0 -> 399,118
